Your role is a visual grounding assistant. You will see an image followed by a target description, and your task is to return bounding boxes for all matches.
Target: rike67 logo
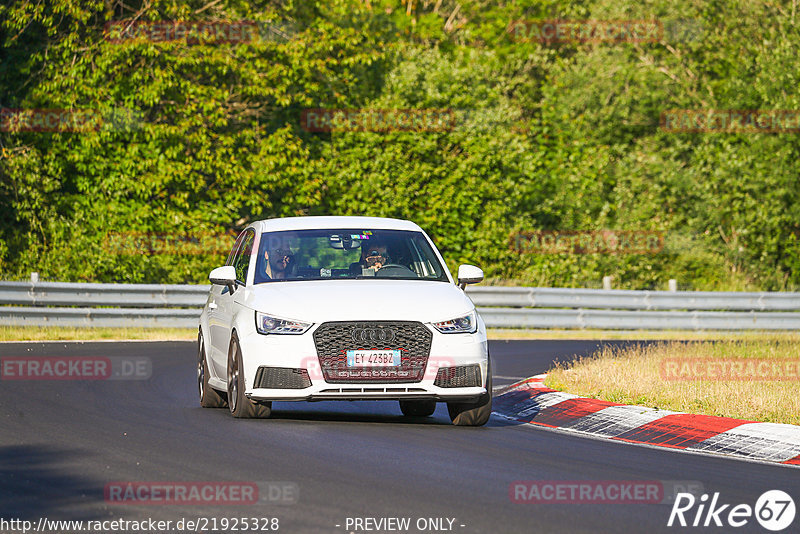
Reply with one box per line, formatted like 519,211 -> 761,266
668,490 -> 795,531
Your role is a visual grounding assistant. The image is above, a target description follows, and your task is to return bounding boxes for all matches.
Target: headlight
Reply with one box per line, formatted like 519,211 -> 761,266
432,311 -> 477,334
255,311 -> 312,335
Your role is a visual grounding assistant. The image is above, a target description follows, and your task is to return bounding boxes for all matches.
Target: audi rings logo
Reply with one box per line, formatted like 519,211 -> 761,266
352,328 -> 396,344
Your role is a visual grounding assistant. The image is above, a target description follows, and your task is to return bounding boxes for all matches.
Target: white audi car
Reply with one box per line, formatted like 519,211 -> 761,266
197,216 -> 491,426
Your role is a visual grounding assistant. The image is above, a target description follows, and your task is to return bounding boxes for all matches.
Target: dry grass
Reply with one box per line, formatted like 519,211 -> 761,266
545,338 -> 800,425
0,326 -> 196,342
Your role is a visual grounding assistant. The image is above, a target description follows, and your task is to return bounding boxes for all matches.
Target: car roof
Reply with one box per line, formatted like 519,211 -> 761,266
252,216 -> 423,233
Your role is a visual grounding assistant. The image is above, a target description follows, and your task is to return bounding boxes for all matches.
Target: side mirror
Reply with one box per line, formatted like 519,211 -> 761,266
209,265 -> 236,293
457,264 -> 484,290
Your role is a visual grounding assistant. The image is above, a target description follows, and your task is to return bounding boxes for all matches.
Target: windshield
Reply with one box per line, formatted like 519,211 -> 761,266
253,229 -> 449,284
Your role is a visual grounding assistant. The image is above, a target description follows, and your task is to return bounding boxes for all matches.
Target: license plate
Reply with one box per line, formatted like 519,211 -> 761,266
346,350 -> 401,367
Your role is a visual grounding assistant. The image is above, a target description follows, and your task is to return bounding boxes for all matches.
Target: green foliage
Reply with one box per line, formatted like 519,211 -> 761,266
1,0 -> 799,290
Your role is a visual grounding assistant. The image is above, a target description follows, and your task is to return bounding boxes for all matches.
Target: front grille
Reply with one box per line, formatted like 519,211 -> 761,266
313,321 -> 432,383
253,367 -> 312,389
434,364 -> 481,388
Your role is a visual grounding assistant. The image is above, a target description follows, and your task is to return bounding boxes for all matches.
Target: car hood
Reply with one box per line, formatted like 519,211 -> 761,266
237,280 -> 475,323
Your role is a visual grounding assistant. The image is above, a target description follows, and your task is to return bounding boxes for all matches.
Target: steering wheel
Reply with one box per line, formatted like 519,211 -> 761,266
375,264 -> 416,278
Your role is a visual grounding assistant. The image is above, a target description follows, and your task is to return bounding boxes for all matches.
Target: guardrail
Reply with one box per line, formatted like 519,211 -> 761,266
465,286 -> 800,311
0,281 -> 207,308
1,281 -> 800,330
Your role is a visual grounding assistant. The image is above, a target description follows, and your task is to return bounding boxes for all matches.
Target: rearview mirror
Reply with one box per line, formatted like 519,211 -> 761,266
457,264 -> 484,290
328,234 -> 362,250
209,265 -> 236,292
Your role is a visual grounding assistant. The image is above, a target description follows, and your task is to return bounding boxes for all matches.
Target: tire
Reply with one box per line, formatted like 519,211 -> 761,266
399,400 -> 437,417
227,333 -> 271,419
198,331 -> 226,408
447,359 -> 492,426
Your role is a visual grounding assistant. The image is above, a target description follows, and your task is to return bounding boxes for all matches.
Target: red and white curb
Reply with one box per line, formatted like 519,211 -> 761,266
492,374 -> 800,466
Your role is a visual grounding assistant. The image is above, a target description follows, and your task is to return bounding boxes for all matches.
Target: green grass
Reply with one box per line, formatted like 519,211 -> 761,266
0,326 -> 197,342
487,329 -> 800,341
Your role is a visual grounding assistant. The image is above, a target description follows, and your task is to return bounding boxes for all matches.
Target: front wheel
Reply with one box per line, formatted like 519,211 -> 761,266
227,334 -> 271,419
447,360 -> 492,426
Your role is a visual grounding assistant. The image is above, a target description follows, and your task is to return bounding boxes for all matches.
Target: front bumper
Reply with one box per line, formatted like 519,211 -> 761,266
237,321 -> 489,402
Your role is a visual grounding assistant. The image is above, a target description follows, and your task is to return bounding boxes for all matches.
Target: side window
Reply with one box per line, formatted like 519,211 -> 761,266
233,230 -> 255,283
226,231 -> 246,266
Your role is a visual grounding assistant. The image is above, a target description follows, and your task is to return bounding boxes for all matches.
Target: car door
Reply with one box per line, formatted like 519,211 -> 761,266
208,230 -> 246,375
211,228 -> 255,377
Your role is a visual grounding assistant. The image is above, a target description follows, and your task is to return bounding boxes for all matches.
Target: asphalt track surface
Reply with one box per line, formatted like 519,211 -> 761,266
0,340 -> 798,534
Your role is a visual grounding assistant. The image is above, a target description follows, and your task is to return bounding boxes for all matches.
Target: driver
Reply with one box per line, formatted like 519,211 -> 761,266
359,241 -> 391,272
263,247 -> 294,280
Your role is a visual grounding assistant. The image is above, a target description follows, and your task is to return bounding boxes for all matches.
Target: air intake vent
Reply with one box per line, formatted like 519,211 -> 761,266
434,364 -> 481,388
253,367 -> 312,389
